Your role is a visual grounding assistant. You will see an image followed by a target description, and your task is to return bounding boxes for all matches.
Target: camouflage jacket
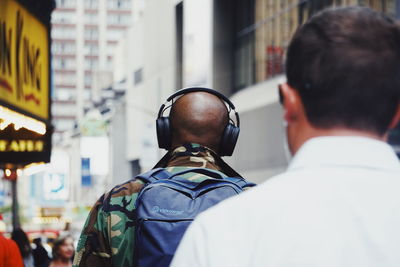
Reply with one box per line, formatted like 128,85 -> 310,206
73,143 -> 242,267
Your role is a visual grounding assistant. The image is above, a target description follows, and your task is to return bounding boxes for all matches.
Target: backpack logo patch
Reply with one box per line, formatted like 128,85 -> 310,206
152,205 -> 184,215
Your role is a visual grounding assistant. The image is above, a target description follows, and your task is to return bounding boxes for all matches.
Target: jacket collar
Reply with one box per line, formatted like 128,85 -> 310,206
154,143 -> 242,177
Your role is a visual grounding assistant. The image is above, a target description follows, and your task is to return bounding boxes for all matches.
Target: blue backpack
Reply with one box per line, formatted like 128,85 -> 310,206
133,167 -> 255,267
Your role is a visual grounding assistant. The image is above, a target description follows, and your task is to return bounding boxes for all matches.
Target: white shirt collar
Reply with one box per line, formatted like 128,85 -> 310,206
288,136 -> 400,172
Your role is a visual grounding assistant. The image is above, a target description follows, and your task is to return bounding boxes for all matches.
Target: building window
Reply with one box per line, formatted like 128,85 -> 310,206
134,68 -> 143,85
107,0 -> 131,9
106,29 -> 124,41
85,58 -> 98,70
85,44 -> 99,55
56,0 -> 76,8
52,119 -> 75,132
83,89 -> 92,101
107,14 -> 130,25
231,0 -> 397,92
233,0 -> 255,91
52,58 -> 76,69
53,88 -> 76,101
84,75 -> 92,86
52,27 -> 76,39
84,28 -> 99,40
52,11 -> 76,24
84,13 -> 98,24
85,0 -> 98,9
52,103 -> 77,117
54,73 -> 77,85
52,42 -> 76,54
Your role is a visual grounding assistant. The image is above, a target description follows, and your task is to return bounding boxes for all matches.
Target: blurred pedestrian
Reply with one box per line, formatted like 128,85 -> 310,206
172,6 -> 400,267
11,227 -> 34,267
32,237 -> 50,267
49,235 -> 74,267
0,219 -> 23,267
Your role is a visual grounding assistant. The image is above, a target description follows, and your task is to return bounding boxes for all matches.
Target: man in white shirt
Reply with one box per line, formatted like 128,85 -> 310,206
171,6 -> 400,267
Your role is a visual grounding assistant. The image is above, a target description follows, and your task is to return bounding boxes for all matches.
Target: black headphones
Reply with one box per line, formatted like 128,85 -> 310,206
156,87 -> 240,156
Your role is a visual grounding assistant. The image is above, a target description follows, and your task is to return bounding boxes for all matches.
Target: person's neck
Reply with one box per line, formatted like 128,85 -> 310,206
292,127 -> 385,155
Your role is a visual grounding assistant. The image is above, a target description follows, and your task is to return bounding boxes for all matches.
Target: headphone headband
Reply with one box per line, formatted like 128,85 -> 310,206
159,87 -> 240,127
156,87 -> 240,156
166,87 -> 236,109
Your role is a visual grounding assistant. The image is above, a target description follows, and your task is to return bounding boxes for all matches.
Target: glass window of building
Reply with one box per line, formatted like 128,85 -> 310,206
233,0 -> 255,91
53,119 -> 75,132
54,73 -> 77,85
52,11 -> 76,24
84,13 -> 98,24
52,42 -> 76,54
107,14 -> 130,25
84,28 -> 99,40
56,0 -> 76,8
106,29 -> 124,41
53,58 -> 76,69
85,0 -> 98,9
83,89 -> 92,101
52,27 -> 76,39
52,104 -> 77,117
52,58 -> 76,69
84,75 -> 92,86
107,0 -> 131,9
53,88 -> 76,101
85,44 -> 99,55
85,58 -> 98,70
232,0 -> 397,92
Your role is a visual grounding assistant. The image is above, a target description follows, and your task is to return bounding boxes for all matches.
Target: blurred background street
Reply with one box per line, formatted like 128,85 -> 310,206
0,0 -> 399,249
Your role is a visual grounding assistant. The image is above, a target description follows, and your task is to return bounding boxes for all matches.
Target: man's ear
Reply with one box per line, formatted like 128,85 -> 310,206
389,103 -> 400,129
280,83 -> 303,124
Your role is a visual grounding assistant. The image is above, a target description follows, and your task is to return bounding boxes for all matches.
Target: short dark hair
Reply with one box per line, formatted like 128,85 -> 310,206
11,228 -> 32,258
286,6 -> 400,135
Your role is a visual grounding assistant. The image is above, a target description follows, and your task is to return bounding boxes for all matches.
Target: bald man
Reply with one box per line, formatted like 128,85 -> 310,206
170,92 -> 229,152
73,89 -> 246,267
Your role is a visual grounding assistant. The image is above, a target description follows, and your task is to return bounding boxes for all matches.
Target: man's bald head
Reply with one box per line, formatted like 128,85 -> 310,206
169,92 -> 229,153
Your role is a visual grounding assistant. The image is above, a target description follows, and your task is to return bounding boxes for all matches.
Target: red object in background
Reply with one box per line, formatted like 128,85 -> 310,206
3,169 -> 17,181
266,45 -> 284,77
0,234 -> 24,267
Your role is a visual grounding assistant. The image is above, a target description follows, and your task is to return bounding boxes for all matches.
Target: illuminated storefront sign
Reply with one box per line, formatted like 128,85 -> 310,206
0,124 -> 50,164
0,139 -> 44,152
0,0 -> 50,121
0,0 -> 52,165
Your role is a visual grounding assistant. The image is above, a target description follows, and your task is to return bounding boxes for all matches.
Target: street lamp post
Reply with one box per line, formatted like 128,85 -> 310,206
4,169 -> 19,229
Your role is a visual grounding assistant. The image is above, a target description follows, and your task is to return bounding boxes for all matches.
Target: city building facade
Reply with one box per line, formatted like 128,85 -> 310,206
112,0 -> 400,185
51,0 -> 134,141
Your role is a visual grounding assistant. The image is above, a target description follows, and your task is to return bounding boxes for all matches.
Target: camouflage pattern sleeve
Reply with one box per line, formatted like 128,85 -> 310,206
73,194 -> 112,267
73,179 -> 144,267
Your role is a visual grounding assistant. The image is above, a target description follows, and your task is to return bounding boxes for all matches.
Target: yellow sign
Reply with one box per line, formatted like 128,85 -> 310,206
0,0 -> 49,120
0,139 -> 44,152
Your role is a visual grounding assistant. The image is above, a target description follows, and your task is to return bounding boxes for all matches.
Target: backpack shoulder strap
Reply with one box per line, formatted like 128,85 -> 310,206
224,177 -> 256,189
136,167 -> 256,189
135,168 -> 173,184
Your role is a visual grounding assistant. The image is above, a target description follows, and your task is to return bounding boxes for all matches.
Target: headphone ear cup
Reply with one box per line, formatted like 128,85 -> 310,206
220,123 -> 240,156
156,117 -> 171,149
